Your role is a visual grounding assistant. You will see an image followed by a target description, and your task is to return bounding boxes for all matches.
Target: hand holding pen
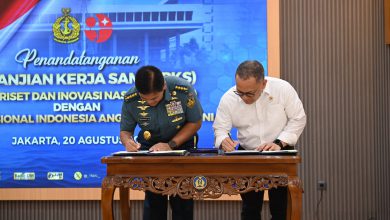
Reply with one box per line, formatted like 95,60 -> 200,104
220,133 -> 239,152
126,136 -> 141,152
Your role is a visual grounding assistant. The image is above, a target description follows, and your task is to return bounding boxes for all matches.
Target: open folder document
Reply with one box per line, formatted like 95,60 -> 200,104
224,149 -> 298,156
112,150 -> 189,156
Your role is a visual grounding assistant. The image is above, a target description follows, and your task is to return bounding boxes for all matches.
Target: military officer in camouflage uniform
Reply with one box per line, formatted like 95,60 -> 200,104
120,65 -> 203,220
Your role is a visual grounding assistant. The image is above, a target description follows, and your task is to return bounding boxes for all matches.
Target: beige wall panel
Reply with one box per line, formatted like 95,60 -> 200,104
280,0 -> 390,219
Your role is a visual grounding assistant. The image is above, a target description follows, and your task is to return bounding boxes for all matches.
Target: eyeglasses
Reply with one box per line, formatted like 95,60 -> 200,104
233,89 -> 260,98
233,90 -> 256,98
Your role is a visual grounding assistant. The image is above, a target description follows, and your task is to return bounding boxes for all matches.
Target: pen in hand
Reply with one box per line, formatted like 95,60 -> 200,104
228,133 -> 238,150
130,136 -> 141,151
228,133 -> 233,141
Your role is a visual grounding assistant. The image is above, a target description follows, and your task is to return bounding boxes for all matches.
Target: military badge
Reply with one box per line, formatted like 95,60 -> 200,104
137,106 -> 150,111
170,91 -> 178,100
139,116 -> 150,123
165,101 -> 184,116
193,176 -> 207,190
187,97 -> 195,108
139,112 -> 148,117
172,116 -> 183,123
139,116 -> 151,129
143,131 -> 151,140
186,92 -> 196,108
140,122 -> 149,127
52,8 -> 80,44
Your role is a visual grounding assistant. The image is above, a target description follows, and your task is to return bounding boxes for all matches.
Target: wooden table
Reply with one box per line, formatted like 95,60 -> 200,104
101,154 -> 302,220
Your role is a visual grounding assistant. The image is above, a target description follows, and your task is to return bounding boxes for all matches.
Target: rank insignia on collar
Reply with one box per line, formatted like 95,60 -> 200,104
137,106 -> 150,111
138,100 -> 146,104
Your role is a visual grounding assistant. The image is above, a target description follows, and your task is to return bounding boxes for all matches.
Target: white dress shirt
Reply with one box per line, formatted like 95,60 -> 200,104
213,77 -> 306,150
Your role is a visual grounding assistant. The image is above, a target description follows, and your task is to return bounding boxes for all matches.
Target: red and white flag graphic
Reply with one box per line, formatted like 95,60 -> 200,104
0,0 -> 40,51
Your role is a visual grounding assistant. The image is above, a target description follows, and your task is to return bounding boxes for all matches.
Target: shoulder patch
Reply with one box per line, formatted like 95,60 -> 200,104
124,92 -> 139,102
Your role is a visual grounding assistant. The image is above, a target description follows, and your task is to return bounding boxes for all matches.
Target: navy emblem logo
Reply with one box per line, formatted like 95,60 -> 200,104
52,8 -> 80,44
193,176 -> 207,190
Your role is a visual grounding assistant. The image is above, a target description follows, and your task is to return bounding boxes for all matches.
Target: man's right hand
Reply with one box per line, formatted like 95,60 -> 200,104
220,137 -> 239,152
125,138 -> 141,152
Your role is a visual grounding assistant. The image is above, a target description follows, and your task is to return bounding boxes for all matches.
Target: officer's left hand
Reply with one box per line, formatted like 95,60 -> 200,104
149,142 -> 172,151
256,142 -> 281,151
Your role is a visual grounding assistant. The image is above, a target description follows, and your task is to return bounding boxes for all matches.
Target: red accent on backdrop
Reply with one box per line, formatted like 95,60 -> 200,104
0,0 -> 40,30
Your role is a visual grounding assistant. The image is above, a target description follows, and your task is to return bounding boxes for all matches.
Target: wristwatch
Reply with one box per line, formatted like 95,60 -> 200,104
168,140 -> 178,149
273,139 -> 285,149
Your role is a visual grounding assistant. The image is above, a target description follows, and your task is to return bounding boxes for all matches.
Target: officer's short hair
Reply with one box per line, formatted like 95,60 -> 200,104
236,60 -> 264,82
135,65 -> 164,94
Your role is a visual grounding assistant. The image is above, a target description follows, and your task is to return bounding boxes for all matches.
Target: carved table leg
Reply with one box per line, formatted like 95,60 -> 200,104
287,177 -> 302,220
102,176 -> 116,220
120,187 -> 130,220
